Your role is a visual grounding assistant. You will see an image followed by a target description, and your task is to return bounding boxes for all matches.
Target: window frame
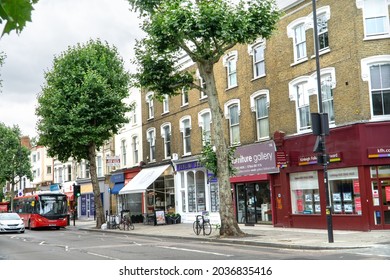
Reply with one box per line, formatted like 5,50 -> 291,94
120,139 -> 127,167
289,76 -> 312,133
132,135 -> 139,166
162,94 -> 169,114
250,90 -> 270,141
198,108 -> 212,146
224,99 -> 241,146
223,51 -> 238,89
357,0 -> 390,39
146,92 -> 154,120
361,55 -> 390,120
146,128 -> 156,162
160,123 -> 172,159
180,116 -> 192,156
248,39 -> 266,79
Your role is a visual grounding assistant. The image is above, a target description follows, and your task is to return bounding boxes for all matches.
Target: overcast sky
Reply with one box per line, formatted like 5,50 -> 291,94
0,0 -> 143,138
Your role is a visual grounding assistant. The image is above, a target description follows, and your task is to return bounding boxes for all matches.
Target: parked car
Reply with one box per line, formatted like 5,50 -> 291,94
0,212 -> 25,233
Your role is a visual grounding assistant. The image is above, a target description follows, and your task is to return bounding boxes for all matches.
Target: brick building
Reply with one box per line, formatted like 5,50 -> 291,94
130,0 -> 389,230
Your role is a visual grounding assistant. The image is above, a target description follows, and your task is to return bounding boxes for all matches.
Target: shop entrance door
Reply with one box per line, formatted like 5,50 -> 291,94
236,182 -> 271,224
244,185 -> 258,224
372,179 -> 390,229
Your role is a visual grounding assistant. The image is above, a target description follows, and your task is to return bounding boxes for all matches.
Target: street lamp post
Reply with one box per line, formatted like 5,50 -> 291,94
312,0 -> 334,243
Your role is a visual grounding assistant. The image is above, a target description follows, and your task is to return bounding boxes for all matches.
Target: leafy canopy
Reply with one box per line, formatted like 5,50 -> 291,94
130,0 -> 280,96
0,123 -> 32,187
36,39 -> 131,162
0,0 -> 39,36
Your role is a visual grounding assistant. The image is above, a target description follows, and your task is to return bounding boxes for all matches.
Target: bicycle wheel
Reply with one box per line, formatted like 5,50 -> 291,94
193,221 -> 201,235
203,221 -> 212,235
129,221 -> 135,230
119,221 -> 125,230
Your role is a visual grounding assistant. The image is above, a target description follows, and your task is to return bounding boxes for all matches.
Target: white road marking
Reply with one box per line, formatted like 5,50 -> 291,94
157,245 -> 233,257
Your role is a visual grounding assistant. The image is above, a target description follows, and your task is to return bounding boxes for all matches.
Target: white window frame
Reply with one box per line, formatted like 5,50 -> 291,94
196,69 -> 208,99
120,139 -> 127,167
130,101 -> 137,125
361,55 -> 390,120
146,92 -> 154,119
356,0 -> 390,39
287,18 -> 309,64
181,87 -> 189,106
162,94 -> 169,114
250,90 -> 270,141
146,128 -> 156,162
248,38 -> 266,79
96,155 -> 103,177
223,51 -> 238,89
289,76 -> 312,133
132,135 -> 139,166
160,123 -> 172,159
198,108 -> 212,146
180,116 -> 192,156
224,99 -> 241,146
309,67 -> 337,126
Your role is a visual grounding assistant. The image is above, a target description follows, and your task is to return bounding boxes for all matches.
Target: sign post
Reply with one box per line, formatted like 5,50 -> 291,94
311,0 -> 334,243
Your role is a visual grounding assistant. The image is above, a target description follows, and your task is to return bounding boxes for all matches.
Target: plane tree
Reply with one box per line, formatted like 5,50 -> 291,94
36,39 -> 131,228
127,0 -> 280,236
0,123 -> 32,210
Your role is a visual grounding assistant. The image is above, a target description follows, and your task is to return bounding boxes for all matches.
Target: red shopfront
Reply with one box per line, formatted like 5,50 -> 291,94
230,141 -> 279,225
271,121 -> 390,231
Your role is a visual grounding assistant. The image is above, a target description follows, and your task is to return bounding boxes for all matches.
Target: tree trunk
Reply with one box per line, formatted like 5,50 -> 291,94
88,143 -> 105,229
198,61 -> 245,237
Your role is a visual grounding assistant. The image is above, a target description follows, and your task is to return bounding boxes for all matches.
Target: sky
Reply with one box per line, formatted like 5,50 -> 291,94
0,0 -> 143,138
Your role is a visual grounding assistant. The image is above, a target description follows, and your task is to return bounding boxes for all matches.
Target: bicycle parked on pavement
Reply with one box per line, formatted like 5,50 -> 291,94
119,214 -> 135,230
193,214 -> 212,235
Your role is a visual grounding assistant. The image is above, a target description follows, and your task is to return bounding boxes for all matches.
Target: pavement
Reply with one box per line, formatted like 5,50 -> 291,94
71,219 -> 390,250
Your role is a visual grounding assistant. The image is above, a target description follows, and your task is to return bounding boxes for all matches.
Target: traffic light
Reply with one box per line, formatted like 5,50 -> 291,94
73,183 -> 81,198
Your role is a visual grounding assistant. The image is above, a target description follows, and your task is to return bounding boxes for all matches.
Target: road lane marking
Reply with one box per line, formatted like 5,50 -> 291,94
157,245 -> 233,257
86,252 -> 120,260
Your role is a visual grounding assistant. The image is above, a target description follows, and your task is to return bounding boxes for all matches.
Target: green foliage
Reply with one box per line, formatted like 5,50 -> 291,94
0,0 -> 39,36
129,0 -> 281,97
36,39 -> 131,162
198,141 -> 237,179
0,123 -> 33,187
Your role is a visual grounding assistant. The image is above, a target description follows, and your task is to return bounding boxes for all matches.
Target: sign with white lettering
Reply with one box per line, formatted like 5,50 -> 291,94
232,141 -> 279,176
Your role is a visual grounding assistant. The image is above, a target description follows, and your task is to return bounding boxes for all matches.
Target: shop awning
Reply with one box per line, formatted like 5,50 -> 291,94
110,182 -> 125,195
119,164 -> 170,195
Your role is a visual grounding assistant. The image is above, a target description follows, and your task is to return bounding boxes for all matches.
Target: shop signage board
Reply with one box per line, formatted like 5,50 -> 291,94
106,156 -> 120,167
232,141 -> 279,176
367,147 -> 390,158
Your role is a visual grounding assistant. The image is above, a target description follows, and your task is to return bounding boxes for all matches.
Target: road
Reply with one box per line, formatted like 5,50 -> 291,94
0,227 -> 389,260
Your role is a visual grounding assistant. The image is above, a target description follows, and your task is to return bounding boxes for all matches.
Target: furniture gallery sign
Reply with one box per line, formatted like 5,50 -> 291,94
233,141 -> 279,176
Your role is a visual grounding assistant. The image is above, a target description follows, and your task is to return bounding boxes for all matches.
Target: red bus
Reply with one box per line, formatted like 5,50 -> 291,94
13,192 -> 69,229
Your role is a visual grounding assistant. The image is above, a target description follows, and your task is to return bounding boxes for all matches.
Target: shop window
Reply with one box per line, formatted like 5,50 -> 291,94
371,165 -> 390,178
328,167 -> 362,215
290,171 -> 320,214
210,181 -> 219,212
186,170 -> 206,212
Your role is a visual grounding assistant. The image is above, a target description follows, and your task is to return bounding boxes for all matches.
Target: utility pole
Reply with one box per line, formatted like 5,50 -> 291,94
311,0 -> 334,243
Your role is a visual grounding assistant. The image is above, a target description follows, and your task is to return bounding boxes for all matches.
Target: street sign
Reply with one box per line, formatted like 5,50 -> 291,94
106,156 -> 120,167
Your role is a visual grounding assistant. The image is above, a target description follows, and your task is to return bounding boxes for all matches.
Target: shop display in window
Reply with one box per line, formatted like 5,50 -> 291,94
333,193 -> 341,202
314,204 -> 321,213
343,192 -> 352,201
334,204 -> 342,213
328,167 -> 361,215
344,204 -> 353,213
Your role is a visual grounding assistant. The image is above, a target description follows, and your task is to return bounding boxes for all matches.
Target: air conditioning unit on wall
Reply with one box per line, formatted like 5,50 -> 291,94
172,153 -> 178,160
